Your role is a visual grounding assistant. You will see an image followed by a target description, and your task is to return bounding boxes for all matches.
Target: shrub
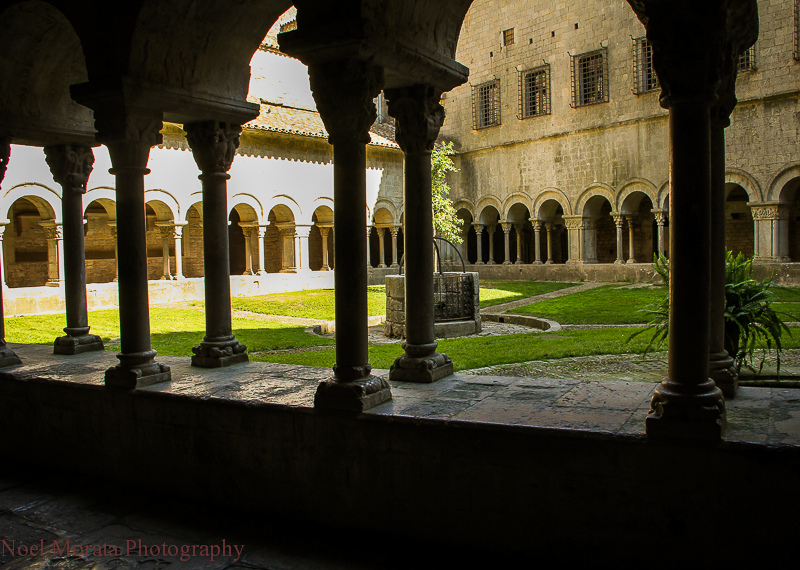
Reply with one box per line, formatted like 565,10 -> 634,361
629,252 -> 791,373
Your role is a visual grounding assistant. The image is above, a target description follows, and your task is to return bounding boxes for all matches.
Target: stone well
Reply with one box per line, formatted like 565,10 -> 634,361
385,272 -> 481,339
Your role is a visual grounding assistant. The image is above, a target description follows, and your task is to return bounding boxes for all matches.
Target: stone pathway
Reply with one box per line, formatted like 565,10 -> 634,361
481,281 -> 608,313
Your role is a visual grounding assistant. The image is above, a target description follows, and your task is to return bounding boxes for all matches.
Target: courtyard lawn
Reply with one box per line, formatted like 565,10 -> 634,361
772,286 -> 800,322
3,308 -> 335,356
230,286 -> 387,320
479,280 -> 578,309
250,327 -> 663,371
510,283 -> 667,325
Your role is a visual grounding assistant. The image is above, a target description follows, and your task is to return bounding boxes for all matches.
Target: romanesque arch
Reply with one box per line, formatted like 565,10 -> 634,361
3,190 -> 58,288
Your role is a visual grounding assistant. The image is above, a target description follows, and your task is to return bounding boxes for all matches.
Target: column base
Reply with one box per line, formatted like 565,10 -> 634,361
191,337 -> 248,368
709,351 -> 739,399
533,260 -> 543,265
476,261 -> 485,265
646,378 -> 726,442
614,259 -> 626,265
0,343 -> 22,368
314,374 -> 392,412
502,261 -> 511,265
54,333 -> 105,355
105,350 -> 171,389
389,343 -> 454,383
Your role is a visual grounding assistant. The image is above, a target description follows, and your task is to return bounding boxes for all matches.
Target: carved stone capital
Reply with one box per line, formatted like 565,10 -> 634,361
184,121 -> 241,174
40,221 -> 63,241
750,204 -> 787,221
563,217 -> 584,231
308,60 -> 384,146
157,224 -> 176,241
95,111 -> 163,170
385,85 -> 445,154
44,145 -> 95,195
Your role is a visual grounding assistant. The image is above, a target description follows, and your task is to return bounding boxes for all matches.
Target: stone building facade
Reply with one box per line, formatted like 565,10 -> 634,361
439,0 -> 800,276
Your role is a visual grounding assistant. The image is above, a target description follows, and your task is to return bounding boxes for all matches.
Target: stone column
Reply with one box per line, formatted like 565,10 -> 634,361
563,216 -> 583,264
515,223 -> 524,264
390,225 -> 400,267
532,220 -> 543,264
653,210 -> 667,256
473,222 -> 484,264
708,52 -> 739,398
155,222 -> 174,280
96,111 -> 170,388
258,225 -> 268,275
580,219 -> 597,263
308,59 -> 391,410
44,144 -> 104,355
0,139 -> 21,367
318,224 -> 332,270
239,223 -> 254,275
0,221 -> 8,289
386,84 -> 453,383
376,226 -> 387,268
173,222 -> 186,279
626,216 -> 637,263
185,120 -> 248,368
613,213 -> 626,264
40,221 -> 64,286
276,223 -> 296,272
107,221 -> 119,282
295,224 -> 311,272
638,0 -> 730,441
501,222 -> 512,265
544,222 -> 554,264
366,225 -> 373,268
487,224 -> 496,264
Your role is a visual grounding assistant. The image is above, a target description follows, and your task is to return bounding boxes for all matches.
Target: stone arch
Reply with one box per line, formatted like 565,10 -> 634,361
532,188 -> 572,218
0,1 -> 93,140
4,194 -> 57,288
477,204 -> 502,264
534,197 -> 567,264
725,183 -> 754,259
264,203 -> 296,274
310,204 -> 334,271
370,205 -> 396,268
230,193 -> 264,224
619,190 -> 657,263
183,201 -> 204,278
575,183 -> 616,217
456,207 -> 475,264
83,197 -> 117,284
769,166 -> 800,261
453,198 -> 475,220
264,195 -> 300,225
766,164 -> 800,203
3,183 -> 60,222
725,168 -> 763,203
144,190 -> 180,221
617,179 -> 658,213
502,192 -> 532,220
581,194 -> 615,264
476,196 -> 503,222
656,180 -> 671,211
506,201 -> 533,264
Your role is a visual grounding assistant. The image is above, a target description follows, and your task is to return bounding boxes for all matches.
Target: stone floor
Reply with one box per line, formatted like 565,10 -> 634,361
2,342 -> 799,568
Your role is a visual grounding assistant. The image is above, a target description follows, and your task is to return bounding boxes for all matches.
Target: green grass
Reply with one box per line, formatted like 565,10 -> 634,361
510,284 -> 667,324
250,327 -> 661,371
230,286 -> 386,320
479,280 -> 577,309
4,308 -> 335,356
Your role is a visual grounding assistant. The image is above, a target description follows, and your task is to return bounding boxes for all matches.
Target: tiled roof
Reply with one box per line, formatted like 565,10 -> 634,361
244,103 -> 399,149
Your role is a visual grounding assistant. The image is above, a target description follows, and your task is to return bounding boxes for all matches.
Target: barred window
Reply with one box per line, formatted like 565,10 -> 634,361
632,36 -> 659,94
571,48 -> 608,107
519,65 -> 551,118
738,45 -> 756,72
503,28 -> 515,47
472,79 -> 501,129
796,0 -> 800,60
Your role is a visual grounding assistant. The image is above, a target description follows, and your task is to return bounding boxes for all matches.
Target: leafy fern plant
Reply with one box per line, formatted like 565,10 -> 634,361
629,252 -> 791,374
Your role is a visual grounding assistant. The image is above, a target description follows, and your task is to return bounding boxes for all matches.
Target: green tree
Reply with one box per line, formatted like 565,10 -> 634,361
431,141 -> 463,244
